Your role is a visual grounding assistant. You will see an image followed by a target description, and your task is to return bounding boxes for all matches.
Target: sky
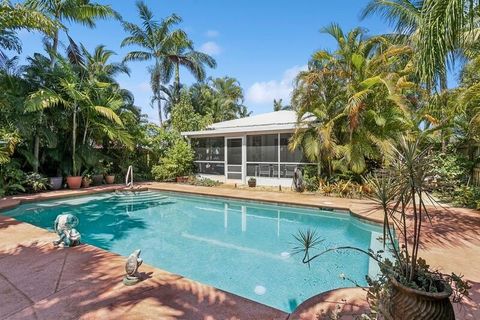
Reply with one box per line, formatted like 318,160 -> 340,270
12,0 -> 447,123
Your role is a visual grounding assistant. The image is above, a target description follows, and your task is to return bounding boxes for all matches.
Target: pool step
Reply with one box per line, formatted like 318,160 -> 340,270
106,192 -> 170,204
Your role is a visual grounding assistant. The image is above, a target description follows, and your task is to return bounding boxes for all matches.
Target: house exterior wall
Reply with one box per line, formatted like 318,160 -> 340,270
188,131 -> 312,187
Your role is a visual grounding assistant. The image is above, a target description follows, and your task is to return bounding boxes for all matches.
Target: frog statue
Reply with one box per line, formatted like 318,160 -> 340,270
53,214 -> 81,247
123,249 -> 143,286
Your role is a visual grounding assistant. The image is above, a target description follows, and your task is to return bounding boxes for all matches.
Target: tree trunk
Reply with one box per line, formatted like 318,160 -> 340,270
33,135 -> 40,173
175,62 -> 180,94
50,29 -> 59,67
157,94 -> 163,126
72,107 -> 77,176
439,72 -> 448,152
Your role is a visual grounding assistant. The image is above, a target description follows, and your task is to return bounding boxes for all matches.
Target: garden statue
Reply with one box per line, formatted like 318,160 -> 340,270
292,167 -> 305,192
123,249 -> 143,286
53,214 -> 81,247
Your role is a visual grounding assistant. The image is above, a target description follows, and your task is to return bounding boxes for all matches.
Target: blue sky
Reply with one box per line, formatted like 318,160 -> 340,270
14,0 -> 417,123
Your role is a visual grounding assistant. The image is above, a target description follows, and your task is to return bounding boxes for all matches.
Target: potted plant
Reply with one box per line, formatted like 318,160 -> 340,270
49,176 -> 63,190
81,174 -> 92,188
295,137 -> 470,319
104,162 -> 115,184
92,162 -> 104,185
248,177 -> 256,187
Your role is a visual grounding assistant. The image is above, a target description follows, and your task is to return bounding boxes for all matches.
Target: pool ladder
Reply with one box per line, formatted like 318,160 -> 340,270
126,165 -> 134,188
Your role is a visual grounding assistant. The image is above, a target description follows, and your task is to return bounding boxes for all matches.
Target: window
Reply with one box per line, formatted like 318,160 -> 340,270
247,134 -> 278,162
192,137 -> 224,161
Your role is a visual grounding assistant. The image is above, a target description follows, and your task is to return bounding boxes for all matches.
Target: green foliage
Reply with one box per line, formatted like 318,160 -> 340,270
431,150 -> 472,190
303,166 -> 320,192
449,185 -> 480,209
0,161 -> 26,197
24,172 -> 49,193
151,138 -> 194,181
170,91 -> 212,132
187,176 -> 221,187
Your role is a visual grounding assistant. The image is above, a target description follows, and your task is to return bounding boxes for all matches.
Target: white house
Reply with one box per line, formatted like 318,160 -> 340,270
181,110 -> 313,186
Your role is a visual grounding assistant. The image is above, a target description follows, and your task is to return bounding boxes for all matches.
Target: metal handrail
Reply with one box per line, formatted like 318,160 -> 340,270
126,165 -> 133,188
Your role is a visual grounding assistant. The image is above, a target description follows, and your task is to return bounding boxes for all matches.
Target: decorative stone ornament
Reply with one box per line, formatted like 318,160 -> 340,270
53,214 -> 81,247
123,249 -> 143,286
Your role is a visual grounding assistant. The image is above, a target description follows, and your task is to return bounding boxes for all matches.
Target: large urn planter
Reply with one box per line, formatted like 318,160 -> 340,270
388,277 -> 454,320
105,175 -> 115,184
49,177 -> 63,190
66,176 -> 82,189
92,174 -> 104,185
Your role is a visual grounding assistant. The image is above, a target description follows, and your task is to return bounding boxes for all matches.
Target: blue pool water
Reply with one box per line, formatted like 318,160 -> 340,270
4,190 -> 383,312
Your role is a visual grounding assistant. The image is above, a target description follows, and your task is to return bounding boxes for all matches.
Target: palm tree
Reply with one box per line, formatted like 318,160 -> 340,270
121,1 -> 182,125
291,24 -> 417,174
209,77 -> 249,121
0,0 -> 55,60
24,0 -> 117,65
161,32 -> 216,97
273,98 -> 292,111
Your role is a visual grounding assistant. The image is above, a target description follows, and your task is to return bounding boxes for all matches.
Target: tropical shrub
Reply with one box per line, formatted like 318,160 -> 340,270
431,150 -> 472,191
151,139 -> 194,181
303,166 -> 320,192
0,162 -> 26,197
23,172 -> 49,193
187,176 -> 221,187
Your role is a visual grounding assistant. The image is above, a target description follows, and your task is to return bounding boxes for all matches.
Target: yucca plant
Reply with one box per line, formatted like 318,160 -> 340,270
294,135 -> 470,318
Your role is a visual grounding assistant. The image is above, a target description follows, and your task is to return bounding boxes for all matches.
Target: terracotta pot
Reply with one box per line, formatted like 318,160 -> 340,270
81,178 -> 91,188
248,180 -> 256,187
49,177 -> 63,190
66,176 -> 82,189
176,176 -> 189,183
388,277 -> 454,320
105,175 -> 115,184
92,174 -> 104,185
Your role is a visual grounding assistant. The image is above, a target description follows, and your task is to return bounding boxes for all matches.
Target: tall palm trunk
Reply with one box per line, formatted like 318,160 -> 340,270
72,106 -> 77,176
33,135 -> 40,172
157,92 -> 163,126
50,29 -> 59,67
439,72 -> 448,152
174,61 -> 180,99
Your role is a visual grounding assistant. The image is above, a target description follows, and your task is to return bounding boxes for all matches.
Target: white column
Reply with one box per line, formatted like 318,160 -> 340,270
242,135 -> 247,184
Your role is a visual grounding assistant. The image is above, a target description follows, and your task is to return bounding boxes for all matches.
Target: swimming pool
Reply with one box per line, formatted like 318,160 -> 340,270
4,190 -> 383,312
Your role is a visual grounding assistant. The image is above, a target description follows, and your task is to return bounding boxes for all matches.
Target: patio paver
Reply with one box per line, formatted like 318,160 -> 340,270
0,183 -> 479,319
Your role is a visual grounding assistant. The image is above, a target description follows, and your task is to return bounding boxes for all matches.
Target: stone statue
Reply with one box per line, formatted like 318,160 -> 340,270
53,214 -> 81,247
292,167 -> 305,192
123,249 -> 143,286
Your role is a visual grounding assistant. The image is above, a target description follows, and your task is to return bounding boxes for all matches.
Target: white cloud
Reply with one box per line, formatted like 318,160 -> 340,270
246,65 -> 307,105
205,30 -> 220,38
199,41 -> 222,55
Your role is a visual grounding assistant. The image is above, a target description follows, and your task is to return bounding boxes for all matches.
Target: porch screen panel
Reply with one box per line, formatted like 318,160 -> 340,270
192,137 -> 225,161
246,134 -> 278,162
192,137 -> 225,176
280,133 -> 304,163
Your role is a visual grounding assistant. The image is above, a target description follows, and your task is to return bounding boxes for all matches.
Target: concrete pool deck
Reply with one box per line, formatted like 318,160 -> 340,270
0,183 -> 479,319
